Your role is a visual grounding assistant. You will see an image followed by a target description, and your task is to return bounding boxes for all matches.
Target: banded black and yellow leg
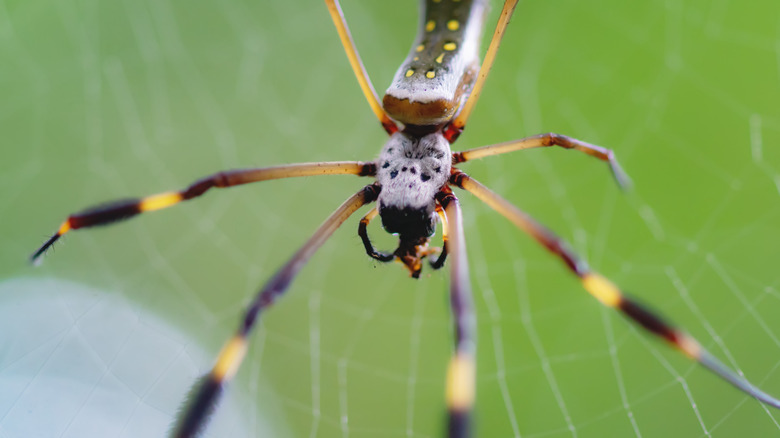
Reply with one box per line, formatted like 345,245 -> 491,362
172,183 -> 380,438
453,133 -> 632,189
437,188 -> 476,438
428,204 -> 449,270
326,0 -> 399,135
31,161 -> 376,263
445,0 -> 520,142
358,207 -> 395,262
451,170 -> 780,410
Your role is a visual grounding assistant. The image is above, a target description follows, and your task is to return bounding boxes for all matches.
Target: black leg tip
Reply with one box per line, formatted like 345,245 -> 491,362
30,233 -> 62,265
447,408 -> 471,438
170,373 -> 224,438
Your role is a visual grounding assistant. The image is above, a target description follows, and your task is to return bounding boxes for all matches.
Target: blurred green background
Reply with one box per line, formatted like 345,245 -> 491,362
2,0 -> 780,437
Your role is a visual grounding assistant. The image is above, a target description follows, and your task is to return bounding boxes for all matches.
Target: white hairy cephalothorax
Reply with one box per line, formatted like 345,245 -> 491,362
375,131 -> 452,237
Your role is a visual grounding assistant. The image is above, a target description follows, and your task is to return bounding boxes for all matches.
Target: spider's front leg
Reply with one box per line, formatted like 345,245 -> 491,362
437,188 -> 476,438
31,161 -> 376,263
173,183 -> 380,438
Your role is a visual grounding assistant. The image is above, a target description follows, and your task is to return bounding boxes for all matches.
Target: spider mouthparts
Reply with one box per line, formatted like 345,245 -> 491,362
395,235 -> 432,278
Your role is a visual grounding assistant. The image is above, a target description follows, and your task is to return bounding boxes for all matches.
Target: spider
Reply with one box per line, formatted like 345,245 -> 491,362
31,0 -> 780,437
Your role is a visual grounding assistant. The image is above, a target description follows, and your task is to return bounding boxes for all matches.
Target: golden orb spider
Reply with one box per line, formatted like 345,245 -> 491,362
30,0 -> 780,437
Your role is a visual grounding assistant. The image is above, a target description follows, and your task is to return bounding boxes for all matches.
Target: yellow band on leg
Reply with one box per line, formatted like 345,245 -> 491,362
582,273 -> 622,308
446,352 -> 475,411
138,192 -> 184,212
212,336 -> 248,381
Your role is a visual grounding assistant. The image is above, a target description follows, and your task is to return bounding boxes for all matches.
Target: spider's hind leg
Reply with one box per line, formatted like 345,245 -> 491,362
453,170 -> 780,411
453,133 -> 632,190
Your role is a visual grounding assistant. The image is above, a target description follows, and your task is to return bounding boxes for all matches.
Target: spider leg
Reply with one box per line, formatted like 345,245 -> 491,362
453,133 -> 632,190
31,161 -> 375,263
171,183 -> 380,438
445,0 -> 520,142
326,0 -> 398,135
358,207 -> 395,262
437,188 -> 476,438
429,204 -> 449,270
451,170 -> 780,410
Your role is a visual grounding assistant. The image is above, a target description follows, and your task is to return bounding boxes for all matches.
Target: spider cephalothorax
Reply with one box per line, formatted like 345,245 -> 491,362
375,131 -> 452,210
368,130 -> 452,276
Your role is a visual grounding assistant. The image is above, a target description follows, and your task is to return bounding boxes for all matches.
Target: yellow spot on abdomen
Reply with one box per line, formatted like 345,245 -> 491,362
405,69 -> 415,78
426,20 -> 436,32
416,44 -> 425,52
425,70 -> 436,79
139,192 -> 183,212
435,53 -> 445,64
443,42 -> 457,51
447,20 -> 460,31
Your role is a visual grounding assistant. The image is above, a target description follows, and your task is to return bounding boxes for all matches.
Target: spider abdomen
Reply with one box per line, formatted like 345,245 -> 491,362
382,0 -> 488,127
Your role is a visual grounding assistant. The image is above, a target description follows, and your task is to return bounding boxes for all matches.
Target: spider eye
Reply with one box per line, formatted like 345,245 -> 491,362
379,204 -> 436,238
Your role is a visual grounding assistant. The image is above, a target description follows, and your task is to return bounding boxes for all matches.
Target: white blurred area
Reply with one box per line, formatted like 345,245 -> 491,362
0,277 -> 272,438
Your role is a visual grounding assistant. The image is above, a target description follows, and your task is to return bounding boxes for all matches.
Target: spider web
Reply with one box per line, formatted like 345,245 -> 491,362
1,0 -> 780,437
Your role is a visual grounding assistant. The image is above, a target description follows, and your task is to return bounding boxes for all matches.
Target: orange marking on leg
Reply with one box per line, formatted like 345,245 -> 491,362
677,333 -> 703,360
57,221 -> 72,235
